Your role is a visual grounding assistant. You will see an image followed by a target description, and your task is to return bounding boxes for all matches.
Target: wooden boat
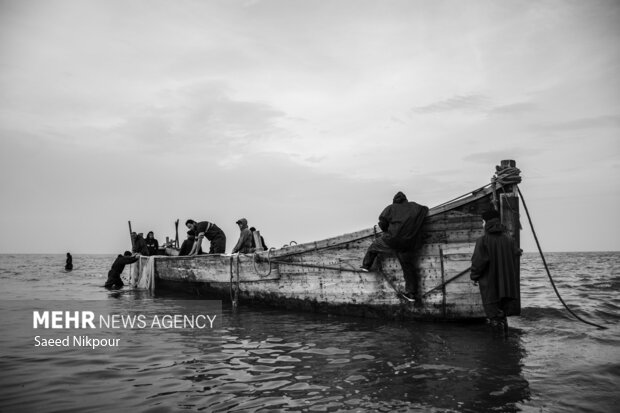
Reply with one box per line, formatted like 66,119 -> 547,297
129,160 -> 522,321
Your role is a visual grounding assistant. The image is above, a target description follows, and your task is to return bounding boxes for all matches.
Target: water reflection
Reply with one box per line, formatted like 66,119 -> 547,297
174,305 -> 530,412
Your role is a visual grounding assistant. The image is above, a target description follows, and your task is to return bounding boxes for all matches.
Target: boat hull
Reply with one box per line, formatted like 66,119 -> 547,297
130,169 -> 521,321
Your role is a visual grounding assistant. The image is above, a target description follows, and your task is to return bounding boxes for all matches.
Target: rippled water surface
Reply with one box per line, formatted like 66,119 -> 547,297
0,252 -> 618,412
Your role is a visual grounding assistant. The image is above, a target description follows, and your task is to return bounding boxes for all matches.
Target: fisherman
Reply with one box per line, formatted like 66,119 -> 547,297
179,230 -> 201,256
104,251 -> 139,289
185,219 -> 226,255
250,227 -> 268,251
470,209 -> 521,331
65,252 -> 73,271
361,191 -> 429,301
145,231 -> 159,256
232,218 -> 252,254
132,233 -> 149,255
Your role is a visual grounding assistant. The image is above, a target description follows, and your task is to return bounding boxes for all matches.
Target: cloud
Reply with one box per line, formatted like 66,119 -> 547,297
411,94 -> 490,114
103,80 -> 289,155
539,115 -> 620,133
488,102 -> 538,116
463,149 -> 537,166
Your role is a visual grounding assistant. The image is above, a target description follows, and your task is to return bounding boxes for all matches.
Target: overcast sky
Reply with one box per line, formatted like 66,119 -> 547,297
1,0 -> 618,254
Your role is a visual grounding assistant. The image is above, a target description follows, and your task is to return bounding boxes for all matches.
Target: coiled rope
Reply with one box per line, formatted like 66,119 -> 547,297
517,185 -> 607,330
252,248 -> 275,277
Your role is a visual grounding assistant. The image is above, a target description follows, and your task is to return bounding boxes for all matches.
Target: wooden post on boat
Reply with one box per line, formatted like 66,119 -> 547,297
253,230 -> 265,252
497,159 -> 521,315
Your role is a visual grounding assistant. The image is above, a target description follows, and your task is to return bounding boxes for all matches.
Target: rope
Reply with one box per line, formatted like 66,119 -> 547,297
229,255 -> 240,309
229,256 -> 234,303
493,165 -> 522,185
252,248 -> 275,277
517,185 -> 607,330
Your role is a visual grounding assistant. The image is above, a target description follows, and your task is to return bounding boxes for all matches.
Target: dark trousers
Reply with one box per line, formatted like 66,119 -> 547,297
105,272 -> 124,289
209,235 -> 226,254
363,236 -> 418,295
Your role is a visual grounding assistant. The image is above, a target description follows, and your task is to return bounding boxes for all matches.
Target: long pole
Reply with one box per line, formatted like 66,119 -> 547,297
128,221 -> 134,250
175,219 -> 179,248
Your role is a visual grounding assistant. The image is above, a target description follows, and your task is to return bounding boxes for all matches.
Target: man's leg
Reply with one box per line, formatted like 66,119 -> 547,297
211,235 -> 226,254
396,250 -> 418,298
362,236 -> 392,270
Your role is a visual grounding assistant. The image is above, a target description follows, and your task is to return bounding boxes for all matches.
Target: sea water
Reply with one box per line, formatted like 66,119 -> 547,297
0,252 -> 618,412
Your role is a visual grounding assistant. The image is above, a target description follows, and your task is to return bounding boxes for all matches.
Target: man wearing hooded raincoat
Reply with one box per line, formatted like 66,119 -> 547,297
232,218 -> 252,254
131,233 -> 149,255
470,209 -> 521,327
362,191 -> 429,300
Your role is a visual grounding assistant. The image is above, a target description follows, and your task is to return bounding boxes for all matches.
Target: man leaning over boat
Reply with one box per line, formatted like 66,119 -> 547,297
361,191 -> 428,302
185,219 -> 226,255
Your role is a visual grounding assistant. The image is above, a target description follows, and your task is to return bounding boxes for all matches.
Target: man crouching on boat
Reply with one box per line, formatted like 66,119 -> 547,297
185,219 -> 227,255
104,251 -> 139,289
361,191 -> 428,302
470,209 -> 521,331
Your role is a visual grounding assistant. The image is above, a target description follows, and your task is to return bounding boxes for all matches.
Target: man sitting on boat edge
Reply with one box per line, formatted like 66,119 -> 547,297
360,191 -> 428,302
232,218 -> 252,254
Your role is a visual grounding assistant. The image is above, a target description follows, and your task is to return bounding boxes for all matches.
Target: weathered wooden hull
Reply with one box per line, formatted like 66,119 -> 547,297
130,165 -> 521,321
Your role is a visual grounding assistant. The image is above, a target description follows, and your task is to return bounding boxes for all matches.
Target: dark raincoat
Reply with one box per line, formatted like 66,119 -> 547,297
378,191 -> 429,251
132,234 -> 149,255
105,254 -> 139,288
470,218 -> 521,316
145,232 -> 159,256
195,221 -> 226,254
65,253 -> 73,271
232,219 -> 252,254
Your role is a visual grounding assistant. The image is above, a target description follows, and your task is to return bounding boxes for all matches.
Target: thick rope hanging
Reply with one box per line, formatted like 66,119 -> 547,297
229,254 -> 240,309
252,248 -> 275,277
517,185 -> 607,330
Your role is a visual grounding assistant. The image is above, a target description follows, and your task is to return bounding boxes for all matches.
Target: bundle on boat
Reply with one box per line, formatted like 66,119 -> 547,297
128,160 -> 522,321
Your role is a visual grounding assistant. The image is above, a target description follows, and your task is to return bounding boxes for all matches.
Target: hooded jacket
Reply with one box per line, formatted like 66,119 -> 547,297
145,232 -> 159,256
470,218 -> 521,311
105,254 -> 138,288
132,234 -> 149,255
232,218 -> 252,254
378,192 -> 429,250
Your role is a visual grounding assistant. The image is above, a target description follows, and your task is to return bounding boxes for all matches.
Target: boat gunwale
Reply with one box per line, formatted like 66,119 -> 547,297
156,182 -> 503,261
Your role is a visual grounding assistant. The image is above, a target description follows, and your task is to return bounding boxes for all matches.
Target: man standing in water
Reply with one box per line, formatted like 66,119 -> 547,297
65,253 -> 73,271
185,219 -> 226,255
470,209 -> 521,331
361,191 -> 428,302
104,251 -> 139,289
